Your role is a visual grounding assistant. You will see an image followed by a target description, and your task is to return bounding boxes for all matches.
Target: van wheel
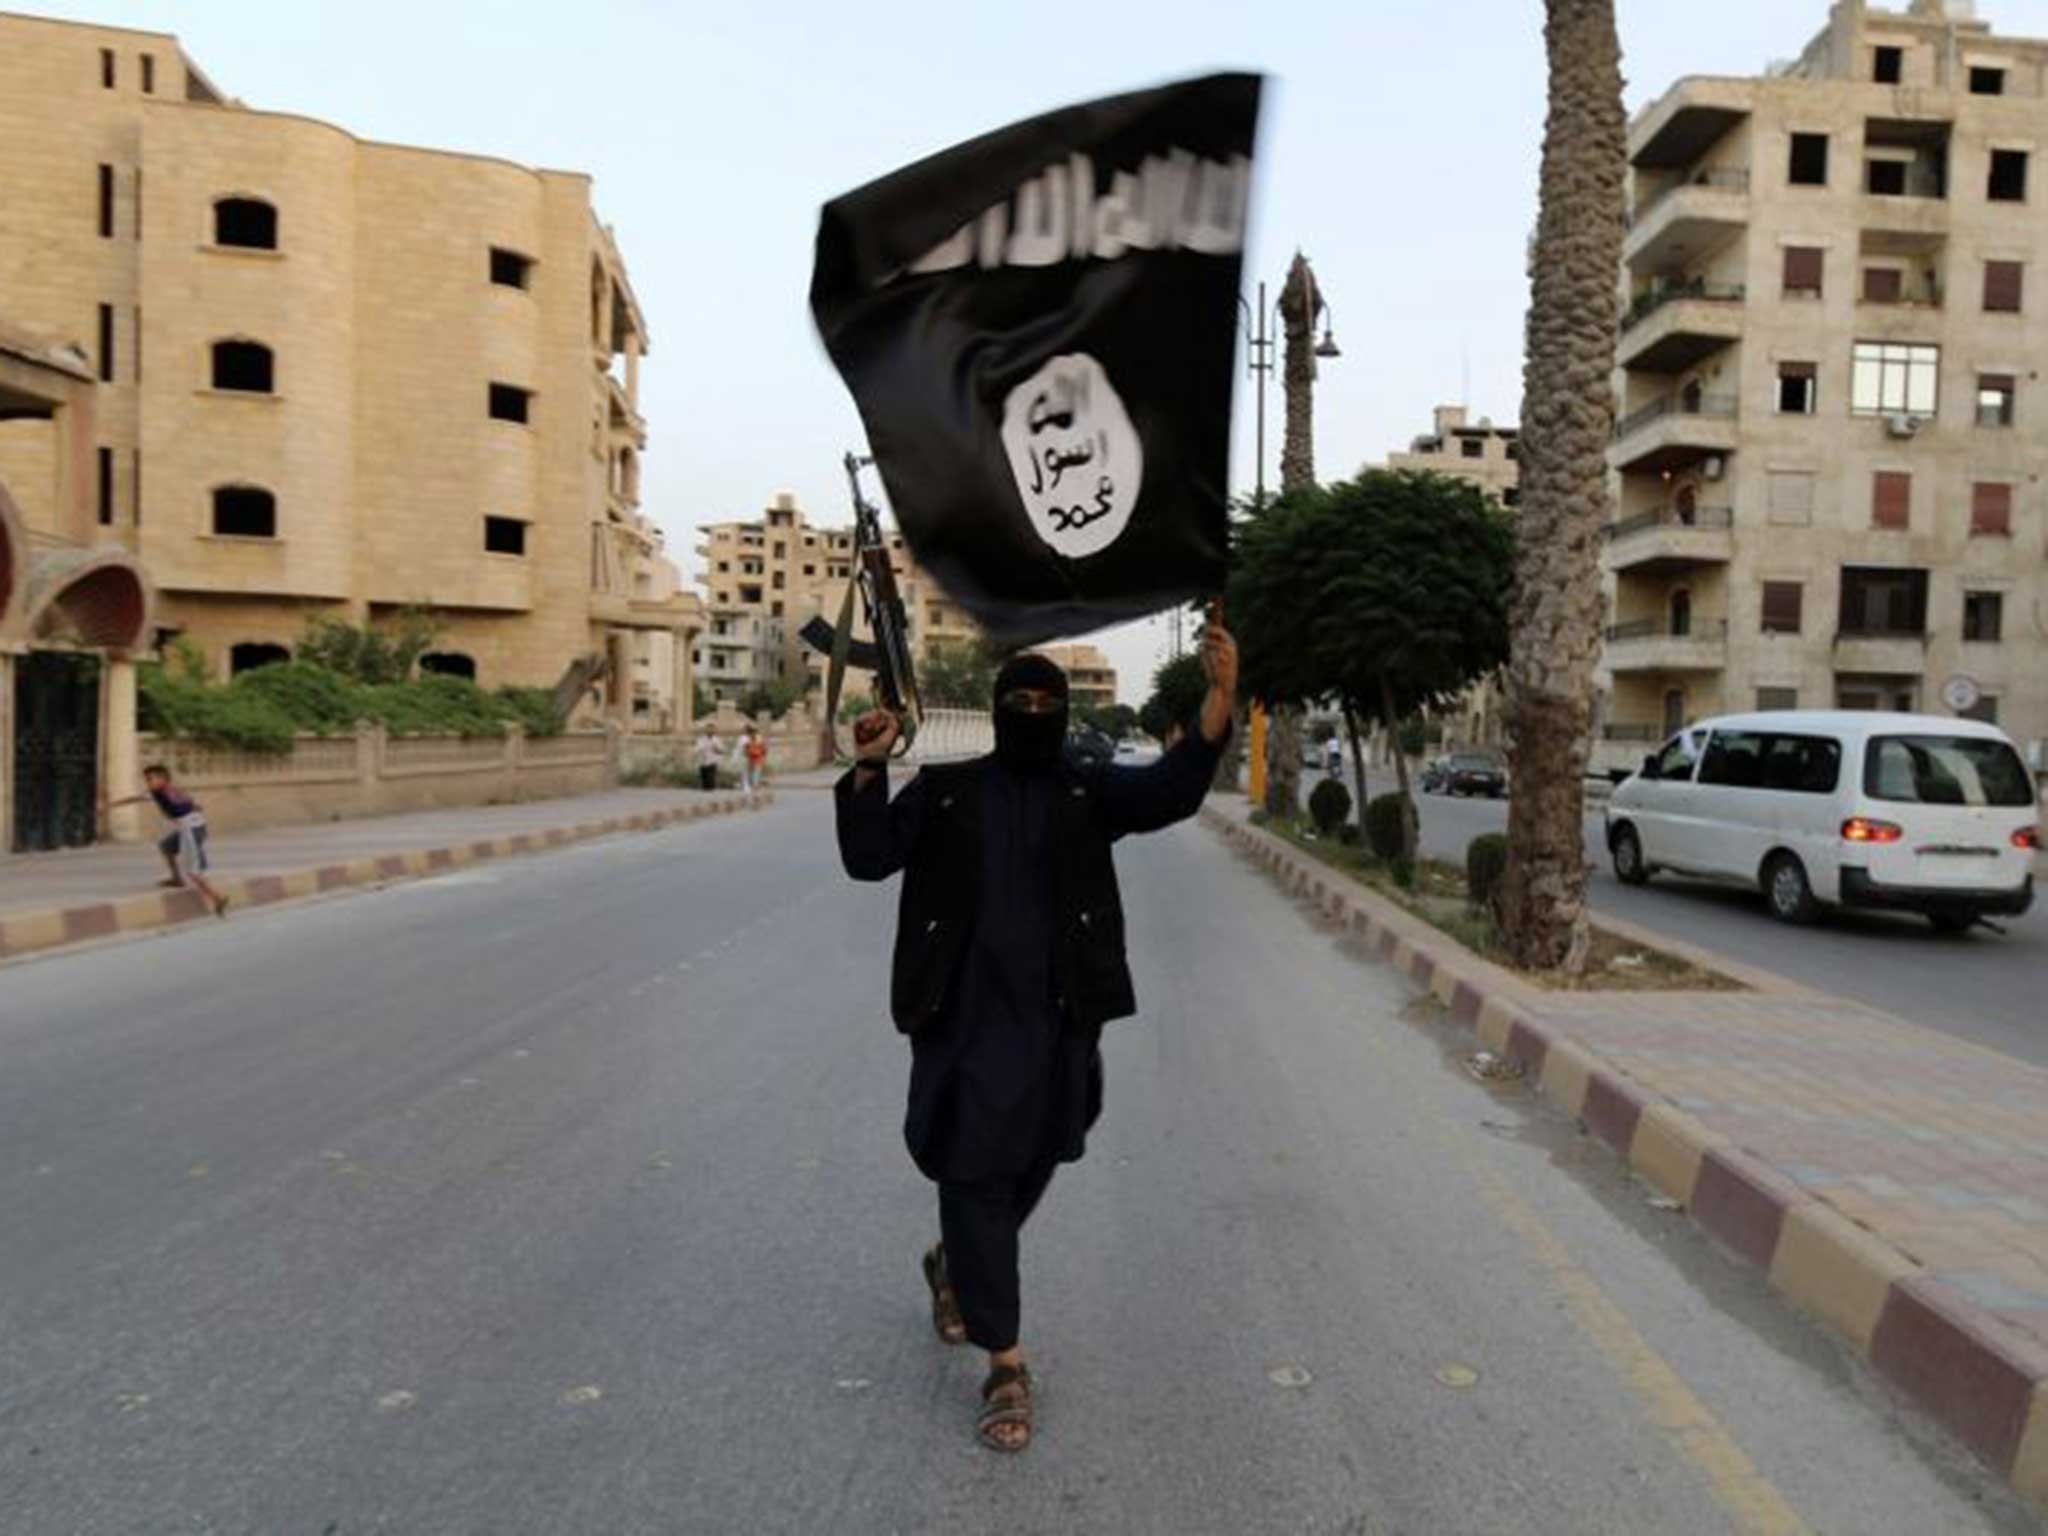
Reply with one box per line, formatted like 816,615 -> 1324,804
1612,825 -> 1651,887
1927,911 -> 1977,936
1765,854 -> 1818,925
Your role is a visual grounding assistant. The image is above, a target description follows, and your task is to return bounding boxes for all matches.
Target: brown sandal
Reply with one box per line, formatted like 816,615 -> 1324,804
978,1362 -> 1033,1453
921,1244 -> 967,1346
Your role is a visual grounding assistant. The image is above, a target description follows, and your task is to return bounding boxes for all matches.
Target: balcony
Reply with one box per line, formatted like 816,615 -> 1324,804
1612,391 -> 1739,474
1618,283 -> 1745,373
1625,169 -> 1750,273
1833,631 -> 1926,676
1630,79 -> 1751,169
1603,504 -> 1733,574
1604,617 -> 1728,673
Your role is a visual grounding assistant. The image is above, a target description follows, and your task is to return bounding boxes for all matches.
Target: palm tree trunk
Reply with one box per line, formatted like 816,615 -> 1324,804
1263,252 -> 1323,820
1499,0 -> 1626,973
1379,673 -> 1418,864
1341,701 -> 1369,835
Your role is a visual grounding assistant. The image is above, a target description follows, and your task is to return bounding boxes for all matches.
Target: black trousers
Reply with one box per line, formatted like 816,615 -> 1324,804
698,764 -> 718,791
937,1153 -> 1060,1352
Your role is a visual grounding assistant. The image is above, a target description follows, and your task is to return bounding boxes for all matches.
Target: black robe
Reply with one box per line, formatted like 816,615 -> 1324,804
841,734 -> 1223,1184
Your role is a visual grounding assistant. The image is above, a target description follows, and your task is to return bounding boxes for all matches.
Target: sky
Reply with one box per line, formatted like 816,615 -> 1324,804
34,0 -> 1847,701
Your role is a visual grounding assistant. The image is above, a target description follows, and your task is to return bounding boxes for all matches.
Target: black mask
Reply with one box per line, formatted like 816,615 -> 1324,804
991,654 -> 1069,773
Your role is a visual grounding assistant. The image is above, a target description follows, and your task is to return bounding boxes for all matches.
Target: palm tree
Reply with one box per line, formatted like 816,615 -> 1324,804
1498,0 -> 1626,972
1262,252 -> 1324,818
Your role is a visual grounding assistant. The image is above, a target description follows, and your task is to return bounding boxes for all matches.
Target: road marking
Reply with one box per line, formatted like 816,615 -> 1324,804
1463,1156 -> 1811,1536
561,1385 -> 602,1406
1267,1365 -> 1313,1388
1434,1363 -> 1479,1388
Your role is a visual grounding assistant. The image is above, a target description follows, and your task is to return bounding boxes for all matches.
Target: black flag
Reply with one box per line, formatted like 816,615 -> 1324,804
810,74 -> 1262,649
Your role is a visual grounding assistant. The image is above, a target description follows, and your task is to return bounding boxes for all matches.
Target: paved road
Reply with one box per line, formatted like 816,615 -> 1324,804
1,791 -> 2035,1533
1368,777 -> 2047,1069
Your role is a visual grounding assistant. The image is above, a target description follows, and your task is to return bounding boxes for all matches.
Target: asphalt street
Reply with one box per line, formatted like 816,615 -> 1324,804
0,787 -> 2036,1534
1363,775 -> 2047,1069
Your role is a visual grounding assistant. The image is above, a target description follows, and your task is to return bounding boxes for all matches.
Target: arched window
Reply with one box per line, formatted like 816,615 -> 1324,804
212,484 -> 276,538
419,651 -> 477,681
211,339 -> 273,393
230,641 -> 290,674
213,197 -> 277,250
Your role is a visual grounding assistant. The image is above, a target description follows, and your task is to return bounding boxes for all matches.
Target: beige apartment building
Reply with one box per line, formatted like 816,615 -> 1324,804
1386,404 -> 1522,508
0,11 -> 698,730
1605,0 -> 2047,768
1036,643 -> 1119,710
693,490 -> 982,707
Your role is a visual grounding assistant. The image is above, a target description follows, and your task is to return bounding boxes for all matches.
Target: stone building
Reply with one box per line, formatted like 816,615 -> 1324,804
1035,643 -> 1119,710
1385,404 -> 1522,508
1604,0 -> 2047,768
0,11 -> 699,732
693,490 -> 981,706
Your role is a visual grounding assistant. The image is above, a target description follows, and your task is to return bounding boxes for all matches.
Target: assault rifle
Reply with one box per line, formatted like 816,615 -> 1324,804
800,452 -> 922,758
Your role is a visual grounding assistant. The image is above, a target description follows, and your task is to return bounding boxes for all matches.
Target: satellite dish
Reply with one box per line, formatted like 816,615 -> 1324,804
1941,674 -> 1981,714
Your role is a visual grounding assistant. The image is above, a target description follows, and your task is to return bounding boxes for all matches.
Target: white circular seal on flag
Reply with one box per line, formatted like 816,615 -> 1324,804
1000,353 -> 1144,560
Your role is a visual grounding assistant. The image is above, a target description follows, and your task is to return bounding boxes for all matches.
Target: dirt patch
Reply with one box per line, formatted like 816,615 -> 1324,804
1270,821 -> 1742,993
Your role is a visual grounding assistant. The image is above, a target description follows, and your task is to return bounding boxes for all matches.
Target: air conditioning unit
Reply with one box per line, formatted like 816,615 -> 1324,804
1885,413 -> 1920,439
1702,456 -> 1726,481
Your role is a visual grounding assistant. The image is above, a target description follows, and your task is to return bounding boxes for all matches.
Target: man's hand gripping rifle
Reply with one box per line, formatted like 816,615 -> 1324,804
801,452 -> 923,760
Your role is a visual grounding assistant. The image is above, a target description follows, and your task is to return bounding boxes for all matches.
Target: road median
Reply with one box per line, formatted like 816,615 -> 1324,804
1203,800 -> 2048,1509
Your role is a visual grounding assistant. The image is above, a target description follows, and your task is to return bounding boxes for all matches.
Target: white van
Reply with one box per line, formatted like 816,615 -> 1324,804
1605,711 -> 2039,932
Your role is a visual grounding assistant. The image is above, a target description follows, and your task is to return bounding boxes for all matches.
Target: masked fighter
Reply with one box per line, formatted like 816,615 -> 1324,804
835,616 -> 1237,1452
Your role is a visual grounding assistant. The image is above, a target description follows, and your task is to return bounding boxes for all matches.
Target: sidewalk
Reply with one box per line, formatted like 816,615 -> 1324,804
1203,795 -> 2048,1505
0,788 -> 770,960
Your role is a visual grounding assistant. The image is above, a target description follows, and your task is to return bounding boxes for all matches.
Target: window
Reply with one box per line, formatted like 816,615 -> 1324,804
1970,481 -> 2012,537
487,383 -> 531,423
1983,260 -> 2023,313
97,446 -> 113,526
211,339 -> 273,392
140,53 -> 154,93
1783,245 -> 1824,297
1872,470 -> 1911,530
98,303 -> 113,382
1777,361 -> 1817,414
1768,470 -> 1816,525
802,564 -> 815,577
772,571 -> 785,590
212,485 -> 276,538
1761,734 -> 1843,793
99,47 -> 114,88
1969,66 -> 2006,96
1652,734 -> 1701,782
1460,438 -> 1483,459
1865,735 -> 2033,807
98,163 -> 114,238
1874,45 -> 1903,84
489,247 -> 534,289
213,198 -> 277,250
230,642 -> 289,674
1977,373 -> 2016,427
1988,149 -> 2028,202
420,652 -> 477,680
1839,566 -> 1928,635
1502,487 -> 1521,508
1761,581 -> 1804,634
1699,730 -> 1768,788
1962,590 -> 2004,642
484,516 -> 527,555
1756,687 -> 1800,713
1862,265 -> 1903,302
1789,133 -> 1829,186
1850,341 -> 1938,417
1866,159 -> 1908,197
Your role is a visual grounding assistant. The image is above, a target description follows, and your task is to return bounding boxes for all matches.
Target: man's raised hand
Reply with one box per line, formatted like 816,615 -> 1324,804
853,708 -> 902,764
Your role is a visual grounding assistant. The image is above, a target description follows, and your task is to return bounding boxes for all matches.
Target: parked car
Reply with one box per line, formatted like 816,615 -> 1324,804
1065,724 -> 1117,769
1444,752 -> 1508,798
1419,755 -> 1454,794
1605,711 -> 2039,932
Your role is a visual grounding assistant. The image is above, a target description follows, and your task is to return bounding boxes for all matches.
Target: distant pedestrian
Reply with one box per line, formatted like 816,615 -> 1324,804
106,764 -> 229,917
740,722 -> 768,801
1324,737 -> 1342,776
694,726 -> 723,792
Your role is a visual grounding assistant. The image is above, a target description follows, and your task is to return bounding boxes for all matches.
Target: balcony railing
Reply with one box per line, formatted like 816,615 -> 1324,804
1606,617 -> 1730,643
1605,504 -> 1734,541
1614,392 -> 1738,441
1620,280 -> 1746,334
1626,168 -> 1751,228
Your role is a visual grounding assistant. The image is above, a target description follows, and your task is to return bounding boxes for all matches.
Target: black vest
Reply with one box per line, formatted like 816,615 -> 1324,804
888,759 -> 1133,1037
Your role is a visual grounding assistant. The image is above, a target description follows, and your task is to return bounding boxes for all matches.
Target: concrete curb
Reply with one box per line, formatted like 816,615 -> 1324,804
1202,805 -> 2048,1507
0,793 -> 773,964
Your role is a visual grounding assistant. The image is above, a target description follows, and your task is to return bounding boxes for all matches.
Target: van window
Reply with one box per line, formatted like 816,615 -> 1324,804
1864,735 -> 2033,807
1651,734 -> 1701,781
1760,734 -> 1842,794
1699,731 -> 1767,787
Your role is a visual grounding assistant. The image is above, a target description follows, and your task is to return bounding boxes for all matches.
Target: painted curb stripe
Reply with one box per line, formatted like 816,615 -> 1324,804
1872,1275 -> 2048,1478
1581,1071 -> 1646,1156
1686,1148 -> 1799,1273
62,904 -> 118,942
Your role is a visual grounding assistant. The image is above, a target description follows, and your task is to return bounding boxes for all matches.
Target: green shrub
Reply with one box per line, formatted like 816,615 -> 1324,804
356,674 -> 510,738
1364,792 -> 1412,863
493,685 -> 565,738
1308,777 -> 1352,837
1337,823 -> 1362,848
1466,832 -> 1509,912
229,661 -> 360,735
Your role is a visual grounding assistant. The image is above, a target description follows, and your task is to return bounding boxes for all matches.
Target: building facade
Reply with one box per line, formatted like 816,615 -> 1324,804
693,490 -> 982,707
1385,404 -> 1522,507
0,12 -> 698,728
1035,643 -> 1119,710
1605,0 -> 2047,767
